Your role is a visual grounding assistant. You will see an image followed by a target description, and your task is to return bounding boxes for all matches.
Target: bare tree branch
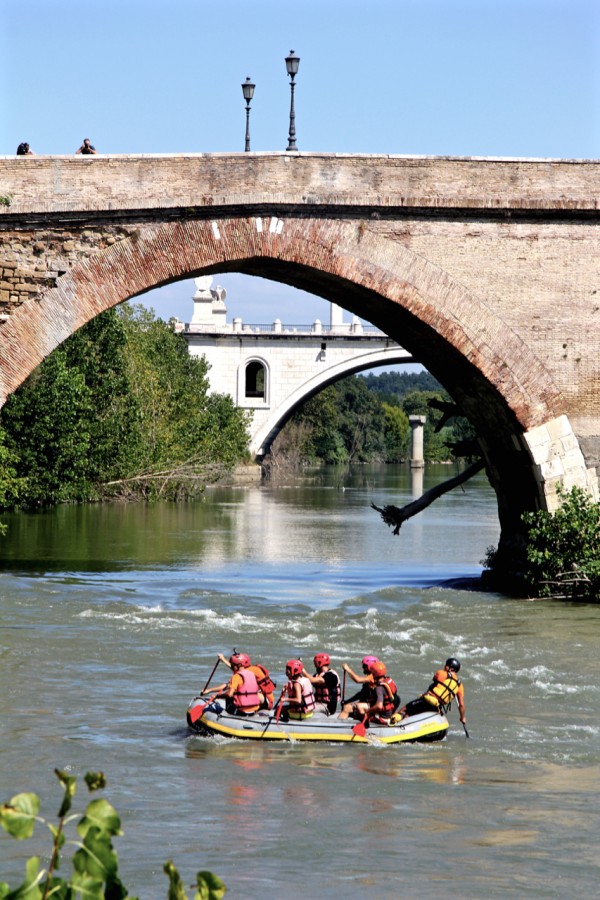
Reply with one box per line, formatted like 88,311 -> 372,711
372,459 -> 485,534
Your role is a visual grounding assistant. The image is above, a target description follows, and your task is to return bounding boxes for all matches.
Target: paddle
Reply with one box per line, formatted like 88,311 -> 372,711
260,688 -> 287,738
462,722 -> 470,739
351,714 -> 368,738
275,687 -> 287,723
274,688 -> 296,743
200,657 -> 220,695
341,670 -> 347,706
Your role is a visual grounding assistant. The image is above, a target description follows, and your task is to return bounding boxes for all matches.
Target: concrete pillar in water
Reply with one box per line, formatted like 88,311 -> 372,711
409,415 -> 426,469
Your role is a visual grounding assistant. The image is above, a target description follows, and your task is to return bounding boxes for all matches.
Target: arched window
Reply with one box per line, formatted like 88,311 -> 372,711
245,360 -> 266,399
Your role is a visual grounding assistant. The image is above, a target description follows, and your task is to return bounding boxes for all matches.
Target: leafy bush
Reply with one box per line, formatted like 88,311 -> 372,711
0,304 -> 250,509
0,769 -> 226,899
521,485 -> 600,599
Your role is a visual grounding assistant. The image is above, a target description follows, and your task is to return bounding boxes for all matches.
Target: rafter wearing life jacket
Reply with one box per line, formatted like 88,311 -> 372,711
285,660 -> 316,718
422,669 -> 461,713
368,676 -> 399,717
232,668 -> 261,710
314,670 -> 340,706
297,675 -> 316,712
249,663 -> 276,708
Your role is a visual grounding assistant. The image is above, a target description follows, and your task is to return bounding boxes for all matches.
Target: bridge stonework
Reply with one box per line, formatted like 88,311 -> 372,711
1,152 -> 600,562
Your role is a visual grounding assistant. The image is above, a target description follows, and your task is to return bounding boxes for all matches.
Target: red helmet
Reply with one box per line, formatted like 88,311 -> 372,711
286,659 -> 303,676
369,661 -> 387,678
362,655 -> 379,668
230,653 -> 251,668
314,653 -> 330,667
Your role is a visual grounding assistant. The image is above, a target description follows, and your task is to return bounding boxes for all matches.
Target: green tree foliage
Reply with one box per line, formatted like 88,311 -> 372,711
361,369 -> 443,402
399,390 -> 455,462
117,304 -> 249,478
382,403 -> 410,463
288,377 -> 388,465
0,428 -> 23,533
0,770 -> 227,899
520,485 -> 600,599
272,372 -> 476,468
0,304 -> 250,509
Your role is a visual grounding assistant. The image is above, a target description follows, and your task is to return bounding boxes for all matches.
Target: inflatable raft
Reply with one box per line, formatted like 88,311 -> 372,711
186,697 -> 449,744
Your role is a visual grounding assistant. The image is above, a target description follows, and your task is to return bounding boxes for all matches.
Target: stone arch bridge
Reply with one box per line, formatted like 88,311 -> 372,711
1,151 -> 600,565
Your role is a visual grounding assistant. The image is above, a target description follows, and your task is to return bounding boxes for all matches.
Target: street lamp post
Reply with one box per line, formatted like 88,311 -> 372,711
241,77 -> 255,152
285,50 -> 300,151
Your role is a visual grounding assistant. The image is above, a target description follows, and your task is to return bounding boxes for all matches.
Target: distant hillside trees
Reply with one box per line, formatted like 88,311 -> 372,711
268,369 -> 476,468
0,304 -> 250,509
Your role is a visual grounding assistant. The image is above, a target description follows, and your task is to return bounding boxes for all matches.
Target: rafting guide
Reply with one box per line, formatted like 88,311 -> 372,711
394,658 -> 466,729
188,652 -> 466,744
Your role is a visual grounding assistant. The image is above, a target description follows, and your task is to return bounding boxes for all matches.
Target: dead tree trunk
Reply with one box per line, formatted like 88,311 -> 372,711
372,459 -> 485,534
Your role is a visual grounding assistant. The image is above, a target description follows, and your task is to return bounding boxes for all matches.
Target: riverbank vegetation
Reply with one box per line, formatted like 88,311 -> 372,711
480,485 -> 600,601
521,486 -> 600,599
0,304 -> 250,510
0,769 -> 226,899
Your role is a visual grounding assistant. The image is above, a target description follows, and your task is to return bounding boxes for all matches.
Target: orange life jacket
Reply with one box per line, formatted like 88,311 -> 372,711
250,664 -> 276,696
232,668 -> 261,709
423,670 -> 461,711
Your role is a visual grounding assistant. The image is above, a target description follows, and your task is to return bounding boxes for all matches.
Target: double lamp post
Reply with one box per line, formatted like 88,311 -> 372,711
241,50 -> 300,153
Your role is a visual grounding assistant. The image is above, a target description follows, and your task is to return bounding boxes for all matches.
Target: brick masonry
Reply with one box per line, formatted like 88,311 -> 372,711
0,152 -> 599,548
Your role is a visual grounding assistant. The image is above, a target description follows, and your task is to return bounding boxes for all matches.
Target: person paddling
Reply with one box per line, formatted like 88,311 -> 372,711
395,657 -> 466,727
302,653 -> 340,715
337,656 -> 379,719
364,661 -> 400,724
216,651 -> 276,709
280,659 -> 316,720
202,652 -> 261,716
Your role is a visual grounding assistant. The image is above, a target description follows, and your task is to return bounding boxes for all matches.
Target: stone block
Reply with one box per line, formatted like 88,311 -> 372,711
545,415 -> 572,442
540,457 -> 565,480
523,425 -> 550,465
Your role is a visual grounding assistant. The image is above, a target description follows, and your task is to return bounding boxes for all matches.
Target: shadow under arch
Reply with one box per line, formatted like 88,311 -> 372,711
0,215 -> 574,561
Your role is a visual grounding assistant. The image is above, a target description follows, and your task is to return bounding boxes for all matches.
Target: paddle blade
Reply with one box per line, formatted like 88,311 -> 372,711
352,720 -> 367,737
187,701 -> 207,725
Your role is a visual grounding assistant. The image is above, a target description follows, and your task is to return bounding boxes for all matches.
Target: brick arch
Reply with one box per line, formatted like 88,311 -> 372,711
0,215 -> 558,424
0,214 -> 594,559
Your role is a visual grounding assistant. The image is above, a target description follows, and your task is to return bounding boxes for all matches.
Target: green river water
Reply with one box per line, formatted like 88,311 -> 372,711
1,464 -> 599,898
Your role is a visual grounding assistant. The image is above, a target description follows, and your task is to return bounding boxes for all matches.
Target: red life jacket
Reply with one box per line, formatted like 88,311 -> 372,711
250,663 -> 276,696
370,677 -> 399,714
232,668 -> 261,709
314,669 -> 341,705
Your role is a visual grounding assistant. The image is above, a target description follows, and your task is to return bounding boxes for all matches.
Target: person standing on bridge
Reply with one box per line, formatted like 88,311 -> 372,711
76,138 -> 97,155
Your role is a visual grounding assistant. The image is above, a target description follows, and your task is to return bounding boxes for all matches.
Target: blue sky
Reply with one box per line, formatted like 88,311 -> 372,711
3,0 -> 599,328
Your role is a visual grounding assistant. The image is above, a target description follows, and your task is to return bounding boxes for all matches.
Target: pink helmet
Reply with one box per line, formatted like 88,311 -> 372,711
362,655 -> 379,668
314,653 -> 330,667
230,653 -> 251,668
286,659 -> 303,677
